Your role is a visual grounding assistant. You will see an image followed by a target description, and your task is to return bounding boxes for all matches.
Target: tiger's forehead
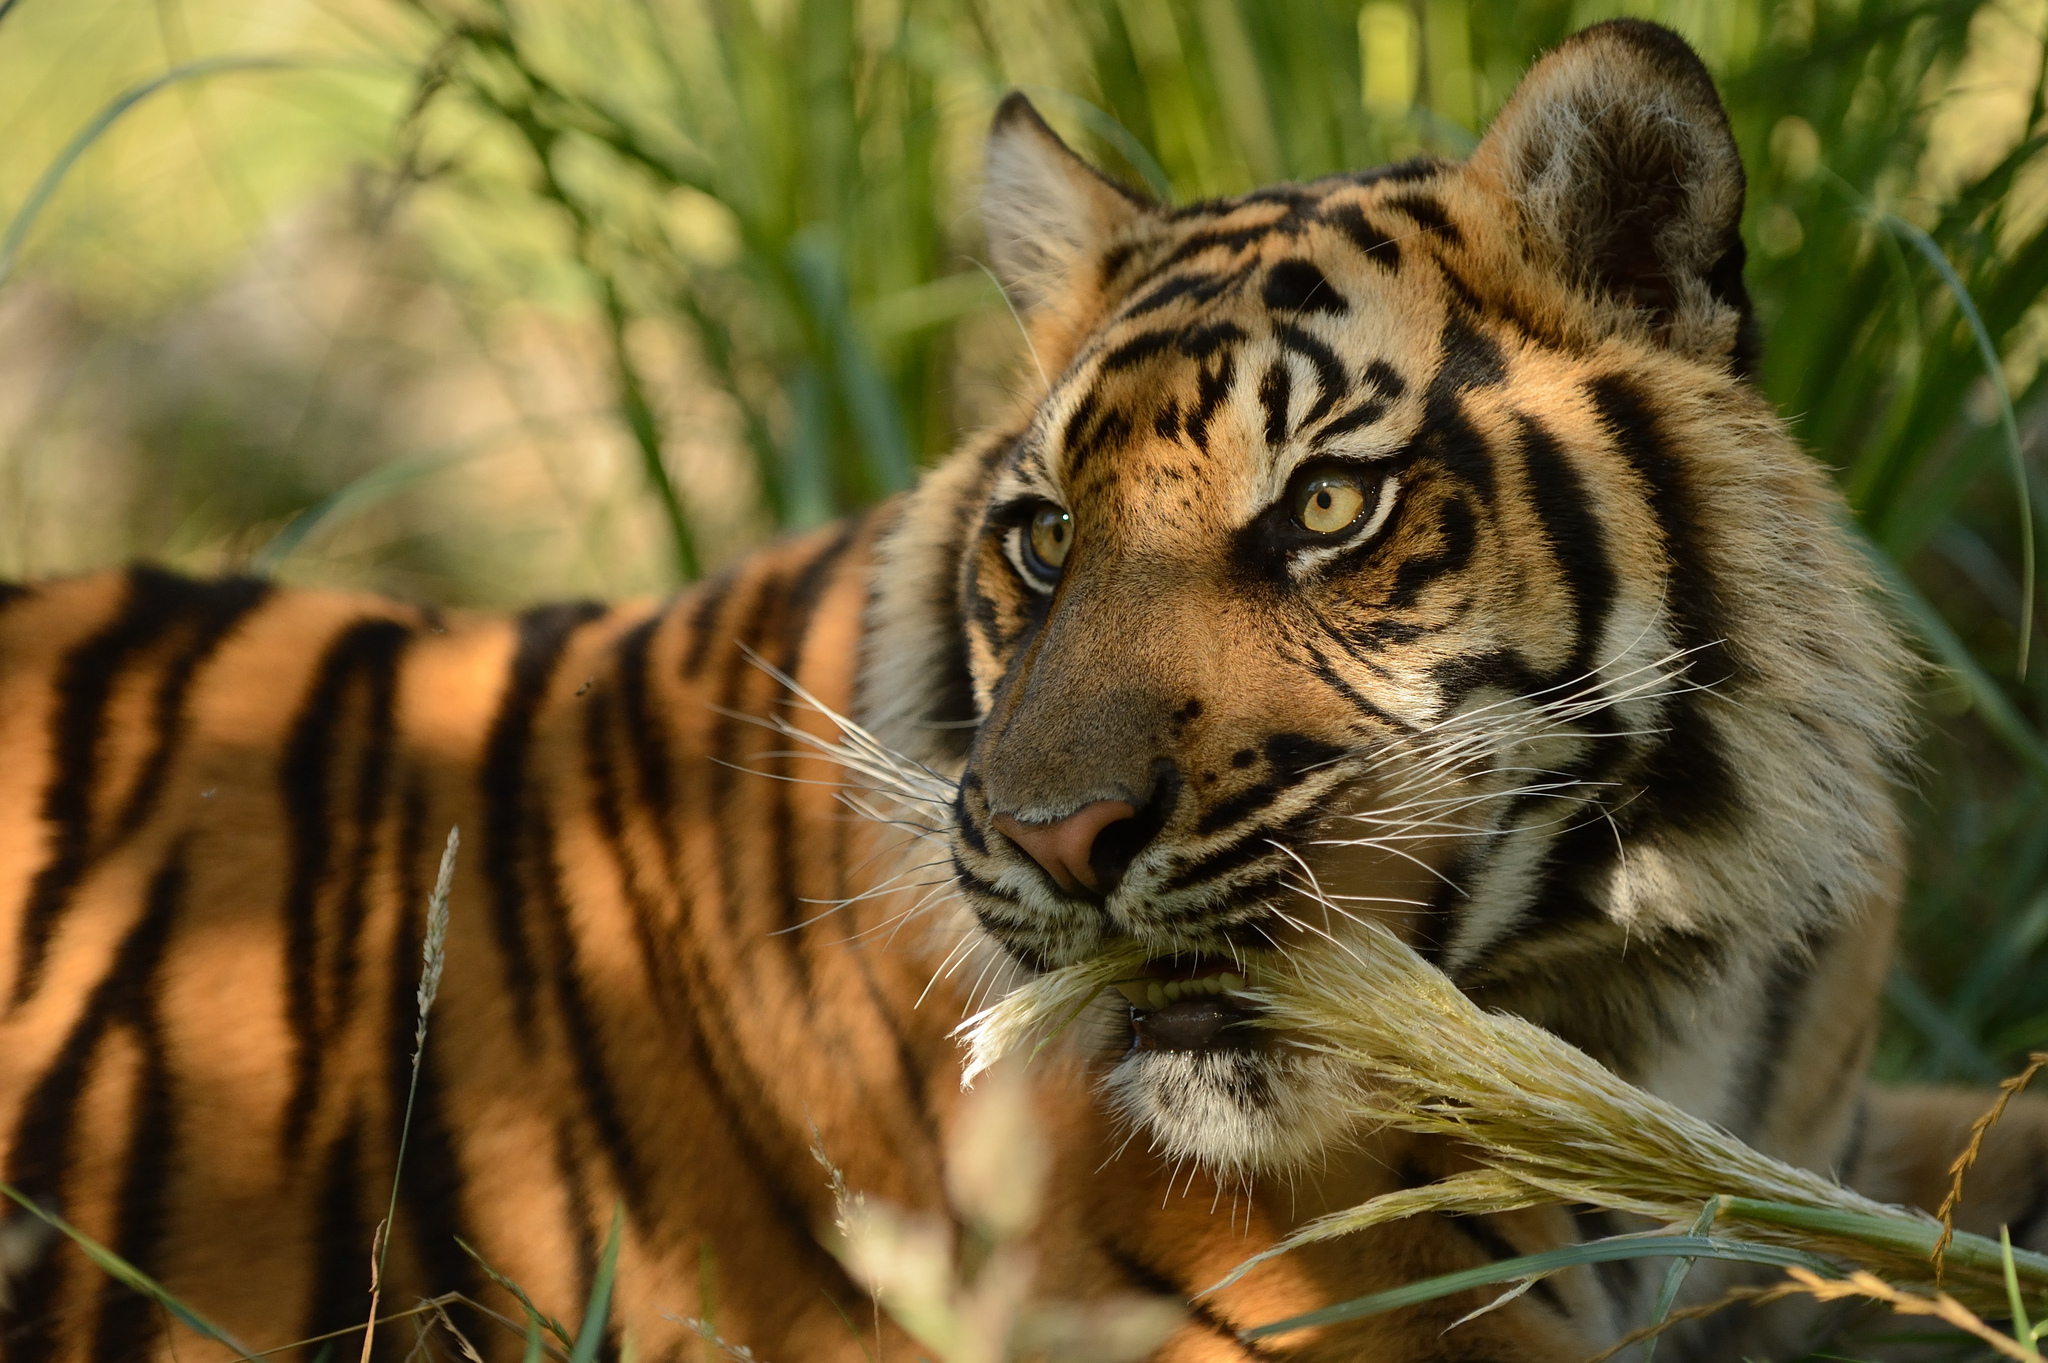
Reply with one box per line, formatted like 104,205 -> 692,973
1004,170 -> 1483,518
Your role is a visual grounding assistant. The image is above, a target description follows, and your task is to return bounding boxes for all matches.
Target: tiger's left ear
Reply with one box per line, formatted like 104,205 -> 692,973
1469,20 -> 1756,375
982,94 -> 1155,318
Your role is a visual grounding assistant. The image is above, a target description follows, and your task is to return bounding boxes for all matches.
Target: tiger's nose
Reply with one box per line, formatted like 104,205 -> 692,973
993,801 -> 1139,896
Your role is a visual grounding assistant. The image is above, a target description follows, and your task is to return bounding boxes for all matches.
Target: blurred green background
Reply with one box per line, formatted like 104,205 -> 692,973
4,0 -> 2048,1082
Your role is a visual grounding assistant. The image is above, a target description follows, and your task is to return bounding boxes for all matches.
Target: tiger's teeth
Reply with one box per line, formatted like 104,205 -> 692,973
1221,971 -> 1246,992
1114,981 -> 1151,1007
1147,981 -> 1167,1010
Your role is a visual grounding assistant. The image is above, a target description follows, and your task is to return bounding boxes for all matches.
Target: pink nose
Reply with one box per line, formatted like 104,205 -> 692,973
992,801 -> 1138,895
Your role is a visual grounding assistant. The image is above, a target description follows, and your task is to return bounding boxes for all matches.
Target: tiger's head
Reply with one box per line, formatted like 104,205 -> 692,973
862,20 -> 1912,1175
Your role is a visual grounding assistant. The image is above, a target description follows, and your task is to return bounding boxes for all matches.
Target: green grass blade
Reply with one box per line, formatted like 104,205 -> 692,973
1239,1236 -> 1837,1339
252,455 -> 456,573
1885,214 -> 2038,677
0,54 -> 358,289
571,1205 -> 624,1363
1857,534 -> 2048,782
0,1182 -> 259,1358
1643,1198 -> 1727,1362
523,1313 -> 546,1363
1715,1196 -> 2048,1283
456,1238 -> 577,1348
2003,1226 -> 2039,1357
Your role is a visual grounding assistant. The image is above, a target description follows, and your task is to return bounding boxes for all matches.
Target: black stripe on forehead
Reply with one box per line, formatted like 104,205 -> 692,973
1386,192 -> 1462,246
1121,267 -> 1248,320
1263,260 -> 1346,315
1320,201 -> 1401,271
1272,320 -> 1349,429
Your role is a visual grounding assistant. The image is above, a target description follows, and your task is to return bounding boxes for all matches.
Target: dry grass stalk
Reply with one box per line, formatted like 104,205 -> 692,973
1776,1267 -> 2041,1361
1935,1050 -> 2048,1275
955,919 -> 2048,1315
1579,1282 -> 1800,1363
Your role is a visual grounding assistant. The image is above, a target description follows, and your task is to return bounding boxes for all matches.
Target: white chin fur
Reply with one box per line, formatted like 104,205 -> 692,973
1101,1045 -> 1362,1177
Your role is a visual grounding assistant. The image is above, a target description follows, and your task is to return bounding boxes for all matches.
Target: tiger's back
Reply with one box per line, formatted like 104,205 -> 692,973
0,530 -> 973,1362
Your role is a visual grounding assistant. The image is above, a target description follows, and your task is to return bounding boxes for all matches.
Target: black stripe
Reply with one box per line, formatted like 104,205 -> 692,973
280,618 -> 413,1157
1569,1206 -> 1638,1317
1321,201 -> 1400,270
85,863 -> 182,1363
582,677 -> 682,1022
1120,269 -> 1241,320
109,576 -> 270,844
535,804 -> 650,1215
1386,498 -> 1477,609
1272,320 -> 1348,428
1164,223 -> 1289,267
481,601 -> 606,1037
1587,375 -> 1735,687
1262,260 -> 1345,315
4,848 -> 184,1363
13,569 -> 185,1008
1179,321 -> 1246,359
616,615 -> 676,853
1095,1235 -> 1275,1359
1438,1209 -> 1566,1316
1737,929 -> 1826,1135
1588,376 -> 1739,834
680,571 -> 736,679
1386,192 -> 1461,245
767,525 -> 861,953
1350,156 -> 1443,187
1186,353 -> 1238,453
1364,359 -> 1407,400
1434,311 -> 1507,394
1515,413 -> 1616,688
1258,360 -> 1291,448
1314,402 -> 1386,443
302,1116 -> 370,1349
1101,329 -> 1180,374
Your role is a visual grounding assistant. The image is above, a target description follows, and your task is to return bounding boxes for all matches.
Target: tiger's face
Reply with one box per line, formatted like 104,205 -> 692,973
866,21 -> 1908,1176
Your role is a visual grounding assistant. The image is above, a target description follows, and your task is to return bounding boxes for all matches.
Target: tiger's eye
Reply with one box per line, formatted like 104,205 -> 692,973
1296,474 -> 1367,534
1028,505 -> 1073,572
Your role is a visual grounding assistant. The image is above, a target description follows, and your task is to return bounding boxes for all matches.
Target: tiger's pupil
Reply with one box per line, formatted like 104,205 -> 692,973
1028,506 -> 1073,573
1297,475 -> 1367,534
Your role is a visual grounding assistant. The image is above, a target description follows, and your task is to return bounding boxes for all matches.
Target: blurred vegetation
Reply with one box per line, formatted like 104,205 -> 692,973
6,0 -> 2048,1088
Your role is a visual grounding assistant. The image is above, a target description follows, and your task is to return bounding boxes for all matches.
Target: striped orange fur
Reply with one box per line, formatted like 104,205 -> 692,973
4,19 -> 2048,1363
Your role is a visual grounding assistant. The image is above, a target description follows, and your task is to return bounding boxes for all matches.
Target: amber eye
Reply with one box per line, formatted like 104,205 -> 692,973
1025,504 -> 1073,575
1295,473 -> 1368,535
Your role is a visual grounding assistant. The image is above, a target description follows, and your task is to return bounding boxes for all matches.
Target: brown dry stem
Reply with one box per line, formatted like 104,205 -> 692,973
1935,1051 -> 2048,1278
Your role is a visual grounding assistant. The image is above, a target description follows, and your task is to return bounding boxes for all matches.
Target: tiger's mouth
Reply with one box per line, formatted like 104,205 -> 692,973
1111,955 -> 1267,1053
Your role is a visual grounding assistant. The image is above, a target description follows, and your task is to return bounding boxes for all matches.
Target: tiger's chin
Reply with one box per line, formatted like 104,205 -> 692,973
1101,1043 -> 1363,1178
1095,959 -> 1363,1178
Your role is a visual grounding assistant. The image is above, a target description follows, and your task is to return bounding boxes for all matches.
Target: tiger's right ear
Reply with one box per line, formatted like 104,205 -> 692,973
983,94 -> 1154,317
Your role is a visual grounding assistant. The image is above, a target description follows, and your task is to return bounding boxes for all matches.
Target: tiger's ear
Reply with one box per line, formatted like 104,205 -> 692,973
1469,20 -> 1756,374
983,94 -> 1154,316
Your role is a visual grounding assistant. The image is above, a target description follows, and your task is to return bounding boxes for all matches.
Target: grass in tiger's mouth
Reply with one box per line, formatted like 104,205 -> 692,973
954,920 -> 2048,1322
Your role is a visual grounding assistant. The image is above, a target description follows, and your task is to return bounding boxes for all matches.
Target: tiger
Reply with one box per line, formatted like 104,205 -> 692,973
3,16 -> 2046,1363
